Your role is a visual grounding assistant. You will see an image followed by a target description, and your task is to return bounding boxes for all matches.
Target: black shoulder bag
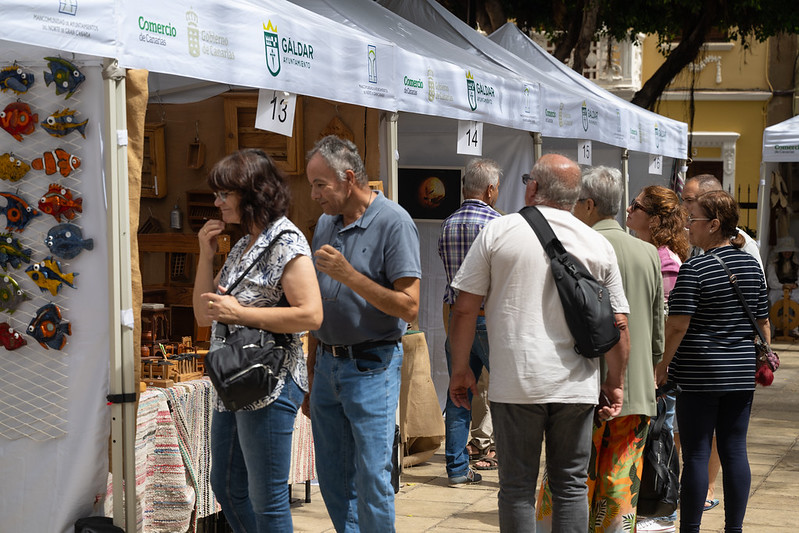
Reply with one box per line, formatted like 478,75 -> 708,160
711,253 -> 780,386
637,390 -> 680,517
205,229 -> 296,411
519,206 -> 620,358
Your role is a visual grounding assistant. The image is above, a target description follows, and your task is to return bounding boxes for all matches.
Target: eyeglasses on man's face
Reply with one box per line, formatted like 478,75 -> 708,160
521,173 -> 533,185
213,191 -> 233,202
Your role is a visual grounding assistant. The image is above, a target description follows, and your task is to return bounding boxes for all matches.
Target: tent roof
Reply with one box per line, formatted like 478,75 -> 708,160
763,115 -> 799,162
379,0 -> 687,159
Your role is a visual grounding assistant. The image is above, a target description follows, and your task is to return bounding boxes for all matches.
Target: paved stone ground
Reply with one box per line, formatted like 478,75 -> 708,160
291,340 -> 799,532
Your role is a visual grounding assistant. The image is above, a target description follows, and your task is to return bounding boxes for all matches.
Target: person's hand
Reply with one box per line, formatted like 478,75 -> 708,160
655,360 -> 669,387
598,383 -> 623,421
203,290 -> 241,324
198,219 -> 225,256
314,244 -> 354,283
449,369 -> 477,409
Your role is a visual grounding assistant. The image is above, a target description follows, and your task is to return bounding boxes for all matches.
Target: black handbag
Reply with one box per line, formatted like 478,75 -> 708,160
205,229 -> 295,411
637,391 -> 680,517
710,253 -> 780,386
519,206 -> 620,358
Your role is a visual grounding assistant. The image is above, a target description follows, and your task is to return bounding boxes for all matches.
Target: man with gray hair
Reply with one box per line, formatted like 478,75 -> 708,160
449,154 -> 630,532
568,165 -> 665,531
438,158 -> 501,485
304,135 -> 422,532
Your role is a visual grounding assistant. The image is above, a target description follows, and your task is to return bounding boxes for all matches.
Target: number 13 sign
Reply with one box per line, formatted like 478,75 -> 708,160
255,89 -> 297,137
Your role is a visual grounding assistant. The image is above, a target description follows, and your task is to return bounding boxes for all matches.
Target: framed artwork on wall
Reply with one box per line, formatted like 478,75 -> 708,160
397,166 -> 463,221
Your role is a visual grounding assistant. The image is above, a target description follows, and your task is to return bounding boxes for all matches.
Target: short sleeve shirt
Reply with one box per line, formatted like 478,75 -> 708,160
311,191 -> 421,345
668,245 -> 769,392
212,216 -> 311,411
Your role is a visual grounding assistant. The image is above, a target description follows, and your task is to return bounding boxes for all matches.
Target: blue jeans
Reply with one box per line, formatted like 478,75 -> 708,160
491,402 -> 594,533
310,342 -> 403,533
444,315 -> 490,478
676,390 -> 753,533
210,374 -> 304,533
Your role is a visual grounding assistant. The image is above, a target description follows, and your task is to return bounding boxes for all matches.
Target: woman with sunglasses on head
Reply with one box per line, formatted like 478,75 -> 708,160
192,149 -> 323,532
655,191 -> 769,533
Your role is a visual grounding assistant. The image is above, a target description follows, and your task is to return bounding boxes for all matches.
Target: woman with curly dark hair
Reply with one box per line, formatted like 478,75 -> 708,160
193,149 -> 322,532
626,185 -> 690,305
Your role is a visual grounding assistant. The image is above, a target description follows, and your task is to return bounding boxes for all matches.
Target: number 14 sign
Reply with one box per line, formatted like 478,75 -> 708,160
457,120 -> 483,156
255,89 -> 297,137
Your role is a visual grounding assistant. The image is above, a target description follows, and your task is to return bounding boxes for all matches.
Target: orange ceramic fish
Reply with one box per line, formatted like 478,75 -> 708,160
38,184 -> 83,222
0,102 -> 38,142
31,149 -> 81,177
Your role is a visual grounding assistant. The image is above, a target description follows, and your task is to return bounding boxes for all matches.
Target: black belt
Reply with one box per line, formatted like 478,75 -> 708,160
321,339 -> 399,361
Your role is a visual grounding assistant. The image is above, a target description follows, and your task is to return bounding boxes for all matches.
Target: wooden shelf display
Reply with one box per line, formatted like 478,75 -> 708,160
223,92 -> 303,173
142,123 -> 167,198
186,190 -> 218,232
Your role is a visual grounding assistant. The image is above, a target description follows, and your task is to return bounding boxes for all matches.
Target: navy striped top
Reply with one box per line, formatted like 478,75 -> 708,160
668,245 -> 769,392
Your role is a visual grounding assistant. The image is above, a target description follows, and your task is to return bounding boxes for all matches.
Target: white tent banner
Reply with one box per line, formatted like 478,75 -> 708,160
117,0 -> 397,111
763,115 -> 799,162
540,88 -> 627,148
1,0 -> 117,58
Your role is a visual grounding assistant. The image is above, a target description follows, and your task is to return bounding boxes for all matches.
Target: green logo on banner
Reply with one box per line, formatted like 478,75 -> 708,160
466,71 -> 477,111
264,21 -> 281,77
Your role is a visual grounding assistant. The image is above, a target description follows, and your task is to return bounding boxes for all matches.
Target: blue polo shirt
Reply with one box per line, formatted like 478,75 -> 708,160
311,191 -> 421,345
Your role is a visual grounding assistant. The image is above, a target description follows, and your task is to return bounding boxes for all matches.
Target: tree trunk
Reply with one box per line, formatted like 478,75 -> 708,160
553,0 -> 585,62
572,0 -> 600,74
631,1 -> 718,109
474,0 -> 505,34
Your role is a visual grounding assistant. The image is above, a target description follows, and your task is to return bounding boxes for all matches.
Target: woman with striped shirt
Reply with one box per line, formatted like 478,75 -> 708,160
655,191 -> 769,533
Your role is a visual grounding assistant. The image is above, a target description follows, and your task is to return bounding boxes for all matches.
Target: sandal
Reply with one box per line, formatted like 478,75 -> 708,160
703,498 -> 719,511
473,451 -> 498,471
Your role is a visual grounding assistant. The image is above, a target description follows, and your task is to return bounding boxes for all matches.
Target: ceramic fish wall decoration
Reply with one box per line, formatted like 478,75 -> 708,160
26,257 -> 77,296
0,233 -> 32,270
0,66 -> 35,94
0,192 -> 40,232
27,302 -> 71,350
41,108 -> 88,138
43,57 -> 85,99
45,223 -> 93,259
0,101 -> 38,142
0,153 -> 31,182
38,184 -> 83,222
0,274 -> 29,314
31,148 -> 80,177
0,322 -> 27,350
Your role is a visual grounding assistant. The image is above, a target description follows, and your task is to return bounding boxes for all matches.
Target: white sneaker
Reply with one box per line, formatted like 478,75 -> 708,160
636,517 -> 676,533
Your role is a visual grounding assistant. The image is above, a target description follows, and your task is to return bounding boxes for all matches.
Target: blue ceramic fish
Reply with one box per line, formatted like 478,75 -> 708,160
43,57 -> 85,99
0,66 -> 35,94
27,302 -> 71,350
26,257 -> 77,296
45,223 -> 93,259
0,273 -> 29,314
0,192 -> 40,232
0,232 -> 32,270
41,108 -> 88,138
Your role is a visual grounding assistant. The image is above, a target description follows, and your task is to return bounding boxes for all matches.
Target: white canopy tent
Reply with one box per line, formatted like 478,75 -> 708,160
757,114 -> 799,264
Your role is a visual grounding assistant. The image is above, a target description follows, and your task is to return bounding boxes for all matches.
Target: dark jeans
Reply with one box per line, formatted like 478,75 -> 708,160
676,390 -> 754,533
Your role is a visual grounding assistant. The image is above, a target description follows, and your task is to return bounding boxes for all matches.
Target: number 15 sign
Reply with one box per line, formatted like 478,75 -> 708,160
255,89 -> 297,137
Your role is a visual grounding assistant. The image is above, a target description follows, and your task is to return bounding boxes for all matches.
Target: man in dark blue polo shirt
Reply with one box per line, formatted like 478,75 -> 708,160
304,135 -> 421,532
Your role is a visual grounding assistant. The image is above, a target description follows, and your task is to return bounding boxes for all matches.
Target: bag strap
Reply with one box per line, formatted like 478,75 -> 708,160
709,253 -> 767,343
519,205 -> 568,259
223,229 -> 296,296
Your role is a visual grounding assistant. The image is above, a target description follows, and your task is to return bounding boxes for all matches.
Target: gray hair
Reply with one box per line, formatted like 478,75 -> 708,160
687,173 -> 722,193
581,166 -> 623,216
463,158 -> 501,197
307,135 -> 368,186
530,154 -> 581,208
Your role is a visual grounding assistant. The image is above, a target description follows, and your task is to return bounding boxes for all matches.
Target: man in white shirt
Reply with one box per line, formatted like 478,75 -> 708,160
448,154 -> 630,533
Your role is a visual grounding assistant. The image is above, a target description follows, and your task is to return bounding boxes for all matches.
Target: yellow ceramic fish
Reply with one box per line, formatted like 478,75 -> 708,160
25,256 -> 77,296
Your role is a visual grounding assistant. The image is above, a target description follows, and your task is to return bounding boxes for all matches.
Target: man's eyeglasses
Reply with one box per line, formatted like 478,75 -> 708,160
629,199 -> 650,214
686,215 -> 711,225
521,173 -> 533,185
213,191 -> 232,202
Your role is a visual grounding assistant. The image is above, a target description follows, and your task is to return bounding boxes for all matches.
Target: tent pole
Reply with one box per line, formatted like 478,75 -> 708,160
386,112 -> 399,201
102,58 -> 137,532
757,162 -> 769,264
621,149 -> 630,231
533,132 -> 543,162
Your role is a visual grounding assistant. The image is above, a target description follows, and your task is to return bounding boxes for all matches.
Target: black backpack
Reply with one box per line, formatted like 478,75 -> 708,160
520,206 -> 620,358
637,394 -> 680,517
